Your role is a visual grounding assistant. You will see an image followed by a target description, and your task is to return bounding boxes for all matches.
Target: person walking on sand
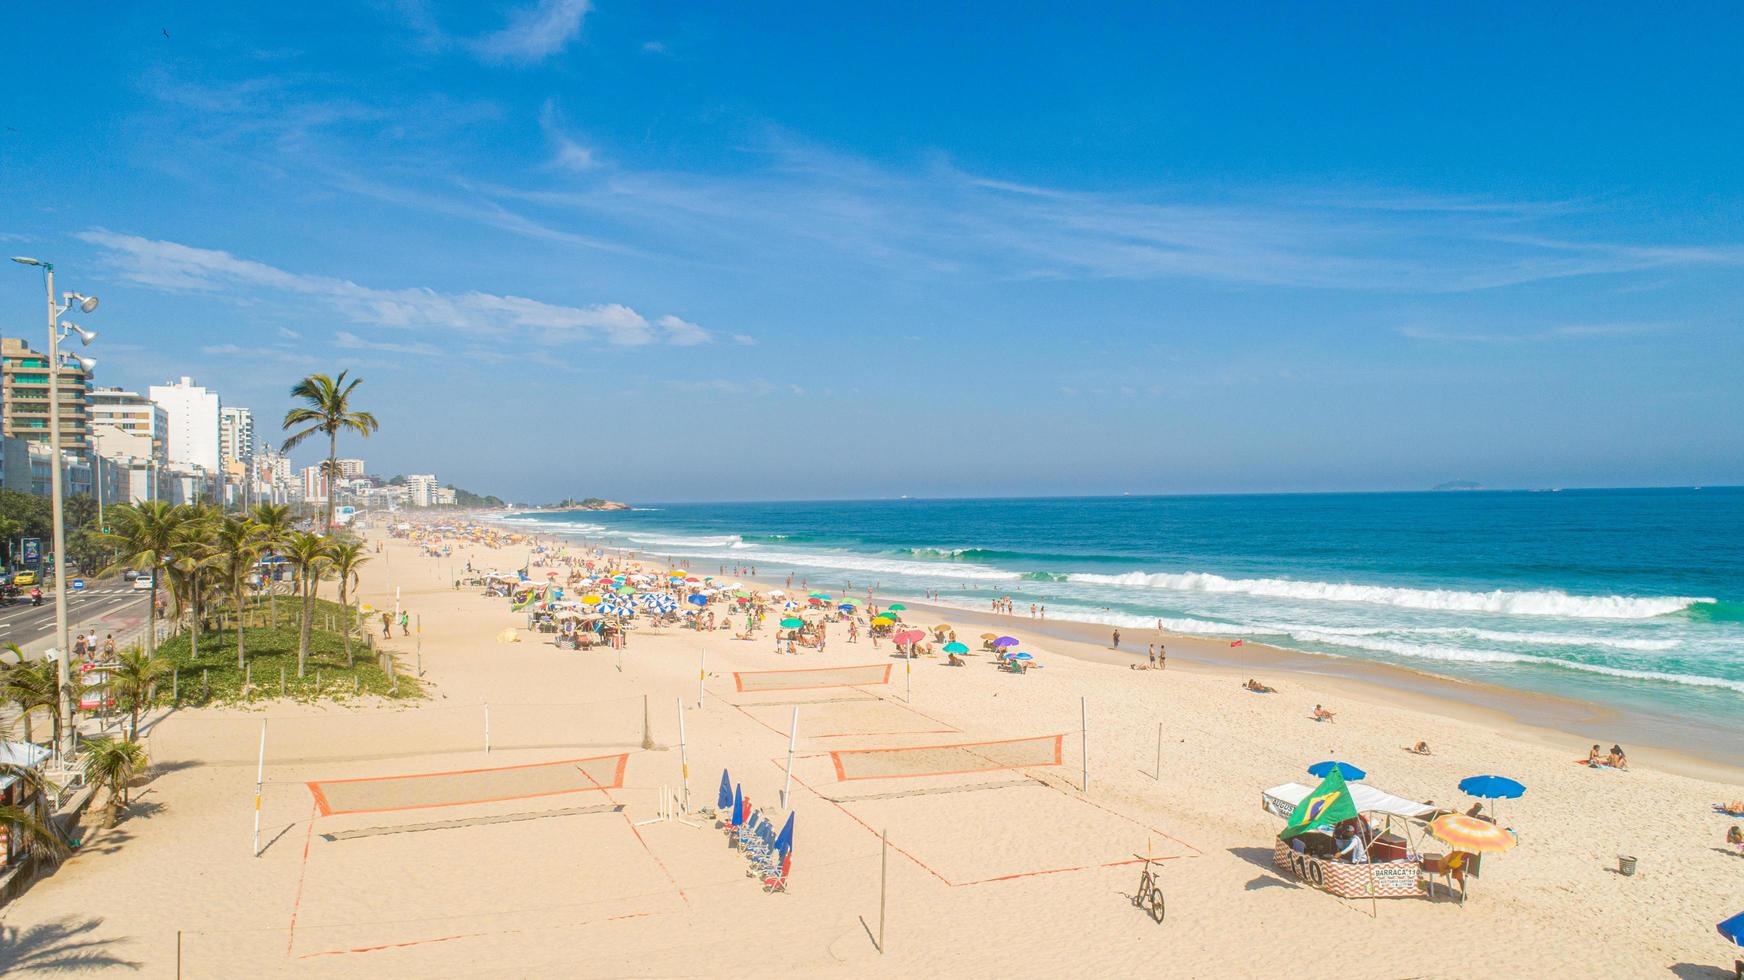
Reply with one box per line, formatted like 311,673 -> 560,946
1158,644 -> 1166,670
1148,644 -> 1155,668
399,610 -> 410,636
381,612 -> 392,639
1112,628 -> 1121,650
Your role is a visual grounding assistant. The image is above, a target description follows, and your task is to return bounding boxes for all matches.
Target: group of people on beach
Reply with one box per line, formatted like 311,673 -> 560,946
1584,743 -> 1629,769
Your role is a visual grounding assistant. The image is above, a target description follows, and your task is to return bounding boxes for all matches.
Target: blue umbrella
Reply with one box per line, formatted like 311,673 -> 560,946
1720,910 -> 1744,947
774,811 -> 795,856
731,784 -> 744,827
1307,761 -> 1367,781
1010,651 -> 1033,660
1458,775 -> 1526,800
717,770 -> 733,810
688,594 -> 708,606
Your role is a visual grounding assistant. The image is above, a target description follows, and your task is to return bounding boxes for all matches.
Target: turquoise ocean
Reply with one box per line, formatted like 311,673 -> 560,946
499,488 -> 1744,734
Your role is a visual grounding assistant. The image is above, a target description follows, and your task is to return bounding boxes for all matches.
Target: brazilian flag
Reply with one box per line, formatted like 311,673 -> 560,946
1280,766 -> 1359,840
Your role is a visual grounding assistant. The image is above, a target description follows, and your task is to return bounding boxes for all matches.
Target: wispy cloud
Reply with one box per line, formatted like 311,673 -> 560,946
79,230 -> 709,348
666,378 -> 804,398
1398,321 -> 1667,344
472,0 -> 591,64
641,41 -> 668,54
334,330 -> 441,356
538,99 -> 598,171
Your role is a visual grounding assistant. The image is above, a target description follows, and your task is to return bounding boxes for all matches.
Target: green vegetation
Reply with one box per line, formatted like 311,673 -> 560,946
281,369 -> 379,531
450,485 -> 506,508
147,595 -> 423,707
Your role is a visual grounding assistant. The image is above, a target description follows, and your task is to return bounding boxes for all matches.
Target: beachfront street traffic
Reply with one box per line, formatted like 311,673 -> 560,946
0,578 -> 148,653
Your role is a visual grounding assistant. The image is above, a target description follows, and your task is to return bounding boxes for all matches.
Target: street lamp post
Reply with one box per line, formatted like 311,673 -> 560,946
12,256 -> 98,758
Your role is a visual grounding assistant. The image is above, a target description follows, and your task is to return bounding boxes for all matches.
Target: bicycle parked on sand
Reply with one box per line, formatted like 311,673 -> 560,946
1132,854 -> 1165,923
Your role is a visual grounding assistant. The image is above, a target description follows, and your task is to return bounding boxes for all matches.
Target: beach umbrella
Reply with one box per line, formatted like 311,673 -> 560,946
774,811 -> 795,857
1010,652 -> 1033,661
1307,761 -> 1367,781
769,590 -> 786,597
687,594 -> 708,606
1457,775 -> 1525,800
943,641 -> 969,654
994,636 -> 1019,648
1426,814 -> 1517,854
734,590 -> 752,599
887,603 -> 906,611
718,770 -> 733,810
837,602 -> 857,610
896,629 -> 926,644
731,784 -> 744,827
1719,910 -> 1744,947
871,616 -> 895,626
933,624 -> 952,632
980,633 -> 999,640
780,617 -> 805,629
808,592 -> 829,599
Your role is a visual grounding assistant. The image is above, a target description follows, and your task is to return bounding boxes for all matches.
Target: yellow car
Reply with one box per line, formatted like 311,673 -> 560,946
12,570 -> 38,586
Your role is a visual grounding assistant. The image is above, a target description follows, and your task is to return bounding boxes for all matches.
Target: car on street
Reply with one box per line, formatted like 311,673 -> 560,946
13,570 -> 39,587
122,569 -> 141,581
133,575 -> 153,591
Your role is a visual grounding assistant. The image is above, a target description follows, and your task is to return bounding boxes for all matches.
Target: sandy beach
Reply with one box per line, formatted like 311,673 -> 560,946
3,525 -> 1741,978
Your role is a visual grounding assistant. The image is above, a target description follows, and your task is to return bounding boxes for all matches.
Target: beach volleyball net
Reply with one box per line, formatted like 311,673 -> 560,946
830,734 -> 1064,781
308,753 -> 629,816
144,697 -> 655,768
732,663 -> 892,693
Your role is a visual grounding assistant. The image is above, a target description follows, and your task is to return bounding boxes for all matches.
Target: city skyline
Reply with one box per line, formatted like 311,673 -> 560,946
2,4 -> 1741,502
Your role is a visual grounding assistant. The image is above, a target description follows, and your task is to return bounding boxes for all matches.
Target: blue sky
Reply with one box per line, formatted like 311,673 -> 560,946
2,2 -> 1741,502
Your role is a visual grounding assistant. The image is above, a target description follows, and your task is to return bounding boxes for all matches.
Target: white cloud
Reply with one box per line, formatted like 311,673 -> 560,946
334,330 -> 441,356
641,41 -> 667,54
472,0 -> 591,64
730,333 -> 757,346
276,326 -> 302,339
539,99 -> 598,171
657,315 -> 710,346
1398,321 -> 1666,344
80,229 -> 706,348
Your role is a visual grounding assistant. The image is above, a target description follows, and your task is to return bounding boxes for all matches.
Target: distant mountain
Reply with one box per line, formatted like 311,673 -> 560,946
1432,480 -> 1483,491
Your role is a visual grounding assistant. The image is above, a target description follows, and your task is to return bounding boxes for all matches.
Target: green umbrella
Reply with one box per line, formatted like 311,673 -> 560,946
886,603 -> 907,611
733,590 -> 753,598
943,641 -> 969,653
780,617 -> 805,629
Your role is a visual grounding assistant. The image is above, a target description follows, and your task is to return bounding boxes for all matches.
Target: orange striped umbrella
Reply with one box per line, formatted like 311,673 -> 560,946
1427,814 -> 1517,853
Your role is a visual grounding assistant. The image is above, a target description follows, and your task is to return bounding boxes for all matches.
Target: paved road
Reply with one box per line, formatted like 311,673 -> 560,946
0,581 -> 151,653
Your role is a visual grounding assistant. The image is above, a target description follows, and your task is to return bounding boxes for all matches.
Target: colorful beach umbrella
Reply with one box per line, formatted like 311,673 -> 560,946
1307,761 -> 1367,781
1427,814 -> 1517,853
687,594 -> 708,606
731,784 -> 745,828
580,594 -> 602,605
943,641 -> 969,654
780,617 -> 805,629
717,770 -> 733,810
887,603 -> 906,611
994,636 -> 1019,648
774,811 -> 795,857
895,629 -> 926,644
980,633 -> 999,640
871,616 -> 895,626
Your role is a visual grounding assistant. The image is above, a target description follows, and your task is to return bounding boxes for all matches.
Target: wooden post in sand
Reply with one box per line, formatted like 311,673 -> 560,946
676,698 -> 690,812
696,649 -> 706,707
1080,697 -> 1089,793
641,694 -> 655,750
252,720 -> 267,856
1155,721 -> 1163,782
878,828 -> 888,954
780,706 -> 799,809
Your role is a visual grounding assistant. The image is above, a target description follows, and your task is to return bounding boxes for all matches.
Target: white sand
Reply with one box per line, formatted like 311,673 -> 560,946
3,529 -> 1740,978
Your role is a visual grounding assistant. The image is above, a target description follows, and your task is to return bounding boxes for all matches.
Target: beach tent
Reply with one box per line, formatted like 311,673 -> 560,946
1276,768 -> 1361,842
1264,780 -> 1437,823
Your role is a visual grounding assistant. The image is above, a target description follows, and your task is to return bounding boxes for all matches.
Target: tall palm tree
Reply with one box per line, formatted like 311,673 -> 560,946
80,735 -> 148,828
324,540 -> 370,667
0,650 -> 61,747
213,516 -> 265,669
280,371 -> 379,531
281,532 -> 331,678
251,503 -> 293,628
100,501 -> 188,658
108,650 -> 171,740
163,506 -> 220,663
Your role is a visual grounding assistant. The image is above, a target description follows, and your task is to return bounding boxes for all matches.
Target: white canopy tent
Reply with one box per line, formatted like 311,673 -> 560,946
1262,782 -> 1438,822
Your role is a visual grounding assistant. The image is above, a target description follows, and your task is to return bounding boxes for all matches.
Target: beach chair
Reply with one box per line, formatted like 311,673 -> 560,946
761,849 -> 792,894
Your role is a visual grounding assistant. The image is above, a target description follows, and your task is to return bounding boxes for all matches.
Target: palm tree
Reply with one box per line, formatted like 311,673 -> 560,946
108,650 -> 171,740
213,516 -> 264,669
251,503 -> 292,628
163,506 -> 219,663
325,540 -> 370,667
80,735 -> 148,828
100,501 -> 188,658
280,371 -> 379,531
0,650 -> 61,747
281,532 -> 331,678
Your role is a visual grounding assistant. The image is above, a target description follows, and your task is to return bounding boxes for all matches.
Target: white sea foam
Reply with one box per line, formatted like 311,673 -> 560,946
626,544 -> 1021,582
1064,570 -> 1709,620
622,533 -> 743,548
1291,631 -> 1744,695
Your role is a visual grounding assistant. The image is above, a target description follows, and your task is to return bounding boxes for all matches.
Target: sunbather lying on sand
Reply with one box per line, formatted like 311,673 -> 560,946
1405,741 -> 1432,755
1242,679 -> 1274,693
1721,800 -> 1744,817
1311,704 -> 1337,722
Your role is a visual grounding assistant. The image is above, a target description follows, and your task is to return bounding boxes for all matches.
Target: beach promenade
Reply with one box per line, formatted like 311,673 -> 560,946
2,527 -> 1739,977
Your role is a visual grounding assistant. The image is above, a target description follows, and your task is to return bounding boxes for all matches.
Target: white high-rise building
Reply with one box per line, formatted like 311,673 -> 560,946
405,473 -> 439,507
335,457 -> 366,478
149,377 -> 222,476
301,464 -> 329,504
220,406 -> 255,464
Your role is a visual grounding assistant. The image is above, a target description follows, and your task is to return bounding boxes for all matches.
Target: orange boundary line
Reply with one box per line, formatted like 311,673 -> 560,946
829,734 -> 1064,782
305,754 -> 629,817
732,663 -> 893,693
